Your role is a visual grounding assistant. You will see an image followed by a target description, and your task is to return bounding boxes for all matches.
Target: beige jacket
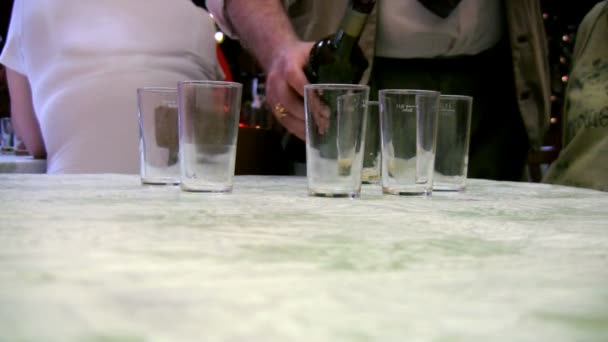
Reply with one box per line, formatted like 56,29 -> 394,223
209,0 -> 551,148
543,1 -> 608,191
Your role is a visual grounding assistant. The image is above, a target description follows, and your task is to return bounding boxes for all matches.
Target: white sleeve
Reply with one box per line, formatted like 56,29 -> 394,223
0,0 -> 26,75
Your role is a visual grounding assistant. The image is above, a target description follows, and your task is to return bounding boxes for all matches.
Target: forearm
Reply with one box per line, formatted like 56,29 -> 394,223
224,0 -> 300,70
5,68 -> 46,158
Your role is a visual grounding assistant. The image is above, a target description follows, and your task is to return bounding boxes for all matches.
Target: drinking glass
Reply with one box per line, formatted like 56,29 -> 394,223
362,100 -> 381,184
1,117 -> 14,154
305,83 -> 369,198
137,87 -> 180,185
178,81 -> 242,192
379,89 -> 440,196
434,95 -> 473,191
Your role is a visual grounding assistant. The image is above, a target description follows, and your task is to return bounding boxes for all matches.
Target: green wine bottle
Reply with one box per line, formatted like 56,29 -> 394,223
304,0 -> 376,84
303,1 -> 376,165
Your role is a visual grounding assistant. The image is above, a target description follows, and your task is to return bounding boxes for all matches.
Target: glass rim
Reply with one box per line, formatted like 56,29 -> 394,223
304,83 -> 369,91
137,87 -> 177,93
178,80 -> 242,88
379,89 -> 440,96
440,94 -> 473,101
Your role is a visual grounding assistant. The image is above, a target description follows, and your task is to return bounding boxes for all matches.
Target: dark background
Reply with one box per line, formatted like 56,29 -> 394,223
0,0 -> 12,51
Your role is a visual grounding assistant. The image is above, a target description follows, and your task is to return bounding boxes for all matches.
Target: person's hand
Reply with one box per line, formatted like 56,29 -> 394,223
264,41 -> 314,141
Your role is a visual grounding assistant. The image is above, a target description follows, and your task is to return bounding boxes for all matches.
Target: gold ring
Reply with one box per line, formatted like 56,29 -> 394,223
274,103 -> 288,119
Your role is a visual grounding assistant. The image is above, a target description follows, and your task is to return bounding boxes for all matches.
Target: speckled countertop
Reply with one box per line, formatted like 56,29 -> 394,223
0,174 -> 607,341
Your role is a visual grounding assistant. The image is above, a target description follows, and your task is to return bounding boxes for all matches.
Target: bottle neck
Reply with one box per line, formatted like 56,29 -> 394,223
332,6 -> 370,54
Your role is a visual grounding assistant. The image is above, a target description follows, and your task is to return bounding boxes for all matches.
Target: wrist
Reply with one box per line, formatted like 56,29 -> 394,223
224,0 -> 300,71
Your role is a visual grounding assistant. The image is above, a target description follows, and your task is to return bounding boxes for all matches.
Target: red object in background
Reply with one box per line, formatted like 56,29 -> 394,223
216,44 -> 233,81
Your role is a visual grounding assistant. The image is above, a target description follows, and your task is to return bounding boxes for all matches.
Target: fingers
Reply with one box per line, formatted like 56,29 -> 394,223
279,114 -> 306,141
307,89 -> 330,135
265,41 -> 314,140
267,75 -> 306,140
268,69 -> 305,119
268,84 -> 305,140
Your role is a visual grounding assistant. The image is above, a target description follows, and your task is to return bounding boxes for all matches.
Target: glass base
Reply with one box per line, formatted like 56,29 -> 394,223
141,178 -> 180,186
180,183 -> 233,193
382,187 -> 431,196
308,190 -> 360,199
433,185 -> 465,192
361,169 -> 381,184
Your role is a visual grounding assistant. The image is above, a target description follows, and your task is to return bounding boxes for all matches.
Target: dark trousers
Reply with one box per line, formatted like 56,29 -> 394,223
370,41 -> 530,181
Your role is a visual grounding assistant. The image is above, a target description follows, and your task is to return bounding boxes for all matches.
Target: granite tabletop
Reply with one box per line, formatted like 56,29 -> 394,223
0,174 -> 607,341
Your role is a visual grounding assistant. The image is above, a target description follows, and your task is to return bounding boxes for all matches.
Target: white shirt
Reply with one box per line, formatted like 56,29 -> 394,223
0,0 -> 221,174
376,0 -> 503,58
207,0 -> 503,58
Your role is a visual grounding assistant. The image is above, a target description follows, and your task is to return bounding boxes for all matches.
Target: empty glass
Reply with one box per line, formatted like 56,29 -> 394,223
137,87 -> 180,185
434,95 -> 473,191
178,81 -> 242,193
362,100 -> 381,184
305,83 -> 370,198
379,89 -> 440,196
1,117 -> 14,154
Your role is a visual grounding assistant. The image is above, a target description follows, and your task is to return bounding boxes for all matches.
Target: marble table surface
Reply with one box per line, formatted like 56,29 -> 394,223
0,174 -> 607,341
